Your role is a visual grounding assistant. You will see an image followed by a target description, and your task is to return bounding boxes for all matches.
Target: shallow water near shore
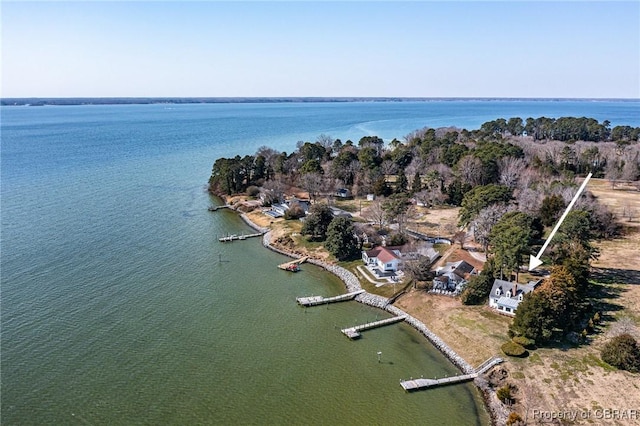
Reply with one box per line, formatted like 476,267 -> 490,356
2,100 -> 638,424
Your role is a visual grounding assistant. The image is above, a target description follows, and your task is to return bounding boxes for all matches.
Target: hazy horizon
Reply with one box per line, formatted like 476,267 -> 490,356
2,2 -> 639,99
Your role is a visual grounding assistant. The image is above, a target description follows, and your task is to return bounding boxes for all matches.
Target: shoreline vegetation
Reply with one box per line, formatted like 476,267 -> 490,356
2,97 -> 639,107
208,114 -> 639,425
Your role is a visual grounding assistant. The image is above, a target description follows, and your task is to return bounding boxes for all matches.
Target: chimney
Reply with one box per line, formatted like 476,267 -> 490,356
513,283 -> 517,296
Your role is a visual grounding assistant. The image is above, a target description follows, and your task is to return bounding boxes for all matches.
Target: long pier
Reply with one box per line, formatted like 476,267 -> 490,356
296,290 -> 365,307
341,315 -> 407,339
218,232 -> 264,242
400,357 -> 503,391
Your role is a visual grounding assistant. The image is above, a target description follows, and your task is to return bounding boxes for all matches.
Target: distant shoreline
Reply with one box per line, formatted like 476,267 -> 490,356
2,97 -> 639,107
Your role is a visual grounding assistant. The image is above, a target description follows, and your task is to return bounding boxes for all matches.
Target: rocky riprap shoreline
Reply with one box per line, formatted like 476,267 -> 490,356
241,215 -> 500,425
257,228 -> 475,375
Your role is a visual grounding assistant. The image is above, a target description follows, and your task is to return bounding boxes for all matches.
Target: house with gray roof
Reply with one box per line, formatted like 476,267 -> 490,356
432,260 -> 475,293
488,279 -> 541,315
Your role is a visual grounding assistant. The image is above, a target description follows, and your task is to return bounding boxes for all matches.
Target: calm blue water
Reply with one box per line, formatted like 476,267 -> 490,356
2,100 -> 638,425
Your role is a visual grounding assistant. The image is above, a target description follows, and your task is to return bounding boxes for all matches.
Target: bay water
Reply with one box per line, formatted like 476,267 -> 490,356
2,100 -> 638,425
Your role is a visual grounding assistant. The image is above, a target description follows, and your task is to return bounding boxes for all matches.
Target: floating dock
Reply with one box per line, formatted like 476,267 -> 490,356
400,357 -> 503,391
296,290 -> 365,307
341,315 -> 407,339
278,257 -> 308,272
218,232 -> 264,242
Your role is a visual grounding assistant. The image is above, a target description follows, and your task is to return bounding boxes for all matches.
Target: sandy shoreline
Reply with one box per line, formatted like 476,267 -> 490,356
236,211 -> 503,425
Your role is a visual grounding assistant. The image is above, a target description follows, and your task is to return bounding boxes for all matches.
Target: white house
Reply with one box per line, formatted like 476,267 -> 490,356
362,246 -> 402,276
488,279 -> 541,315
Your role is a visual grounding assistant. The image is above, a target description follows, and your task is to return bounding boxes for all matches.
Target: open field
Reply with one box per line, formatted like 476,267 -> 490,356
589,178 -> 640,281
398,182 -> 640,424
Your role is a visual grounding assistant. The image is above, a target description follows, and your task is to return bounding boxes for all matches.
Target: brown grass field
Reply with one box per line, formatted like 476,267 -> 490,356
397,180 -> 640,425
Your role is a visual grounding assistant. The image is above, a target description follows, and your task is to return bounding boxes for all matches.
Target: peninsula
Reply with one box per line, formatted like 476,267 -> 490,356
209,116 -> 640,425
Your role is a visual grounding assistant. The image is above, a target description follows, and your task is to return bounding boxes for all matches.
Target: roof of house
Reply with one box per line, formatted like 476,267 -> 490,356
329,206 -> 352,218
496,296 -> 520,310
365,246 -> 401,263
437,260 -> 474,277
490,279 -> 539,299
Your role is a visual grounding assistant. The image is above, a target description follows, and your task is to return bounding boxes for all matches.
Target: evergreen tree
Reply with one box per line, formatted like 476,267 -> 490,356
488,211 -> 533,281
539,194 -> 565,227
395,171 -> 409,194
509,291 -> 555,343
459,184 -> 513,225
325,217 -> 359,260
300,204 -> 333,241
461,258 -> 496,305
372,176 -> 392,197
410,171 -> 422,194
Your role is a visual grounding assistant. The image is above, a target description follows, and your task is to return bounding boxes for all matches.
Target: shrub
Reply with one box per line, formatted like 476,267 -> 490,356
512,336 -> 535,349
496,385 -> 514,404
386,233 -> 407,246
284,203 -> 305,220
506,412 -> 523,425
501,342 -> 527,357
601,333 -> 640,373
246,185 -> 260,197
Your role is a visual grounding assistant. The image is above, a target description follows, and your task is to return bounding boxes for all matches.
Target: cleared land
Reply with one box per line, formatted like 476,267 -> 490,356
397,182 -> 640,424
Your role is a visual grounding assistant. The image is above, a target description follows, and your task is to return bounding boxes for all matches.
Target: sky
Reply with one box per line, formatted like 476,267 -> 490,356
1,1 -> 639,99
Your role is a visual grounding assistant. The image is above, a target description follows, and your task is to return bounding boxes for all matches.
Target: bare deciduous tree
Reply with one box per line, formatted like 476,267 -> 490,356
380,159 -> 398,176
607,316 -> 640,340
315,133 -> 335,152
498,157 -> 527,188
622,202 -> 637,222
472,203 -> 512,252
457,155 -> 484,187
452,230 -> 468,249
515,188 -> 542,215
605,158 -> 623,189
363,199 -> 386,229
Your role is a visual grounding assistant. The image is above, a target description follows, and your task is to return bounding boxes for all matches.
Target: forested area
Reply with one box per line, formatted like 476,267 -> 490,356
209,116 -> 640,200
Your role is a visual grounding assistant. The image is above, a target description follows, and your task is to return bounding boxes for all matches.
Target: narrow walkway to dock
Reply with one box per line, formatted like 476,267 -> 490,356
341,315 -> 407,339
296,290 -> 365,307
400,356 -> 503,391
218,232 -> 264,242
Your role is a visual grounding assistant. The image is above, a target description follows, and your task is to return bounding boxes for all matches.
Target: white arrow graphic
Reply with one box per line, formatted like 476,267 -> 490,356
528,172 -> 593,271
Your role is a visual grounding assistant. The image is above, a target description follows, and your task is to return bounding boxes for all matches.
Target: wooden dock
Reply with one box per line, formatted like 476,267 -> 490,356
296,290 -> 365,307
218,232 -> 264,242
341,315 -> 407,339
208,205 -> 232,211
278,256 -> 309,271
400,356 -> 503,391
400,373 -> 478,391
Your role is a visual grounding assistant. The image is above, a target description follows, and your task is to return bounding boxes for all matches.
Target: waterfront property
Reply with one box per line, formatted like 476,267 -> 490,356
264,197 -> 311,219
362,246 -> 403,276
488,279 -> 541,315
432,260 -> 475,294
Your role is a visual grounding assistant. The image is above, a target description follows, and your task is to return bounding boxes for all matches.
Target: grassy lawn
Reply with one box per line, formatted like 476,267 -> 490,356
338,259 -> 408,298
